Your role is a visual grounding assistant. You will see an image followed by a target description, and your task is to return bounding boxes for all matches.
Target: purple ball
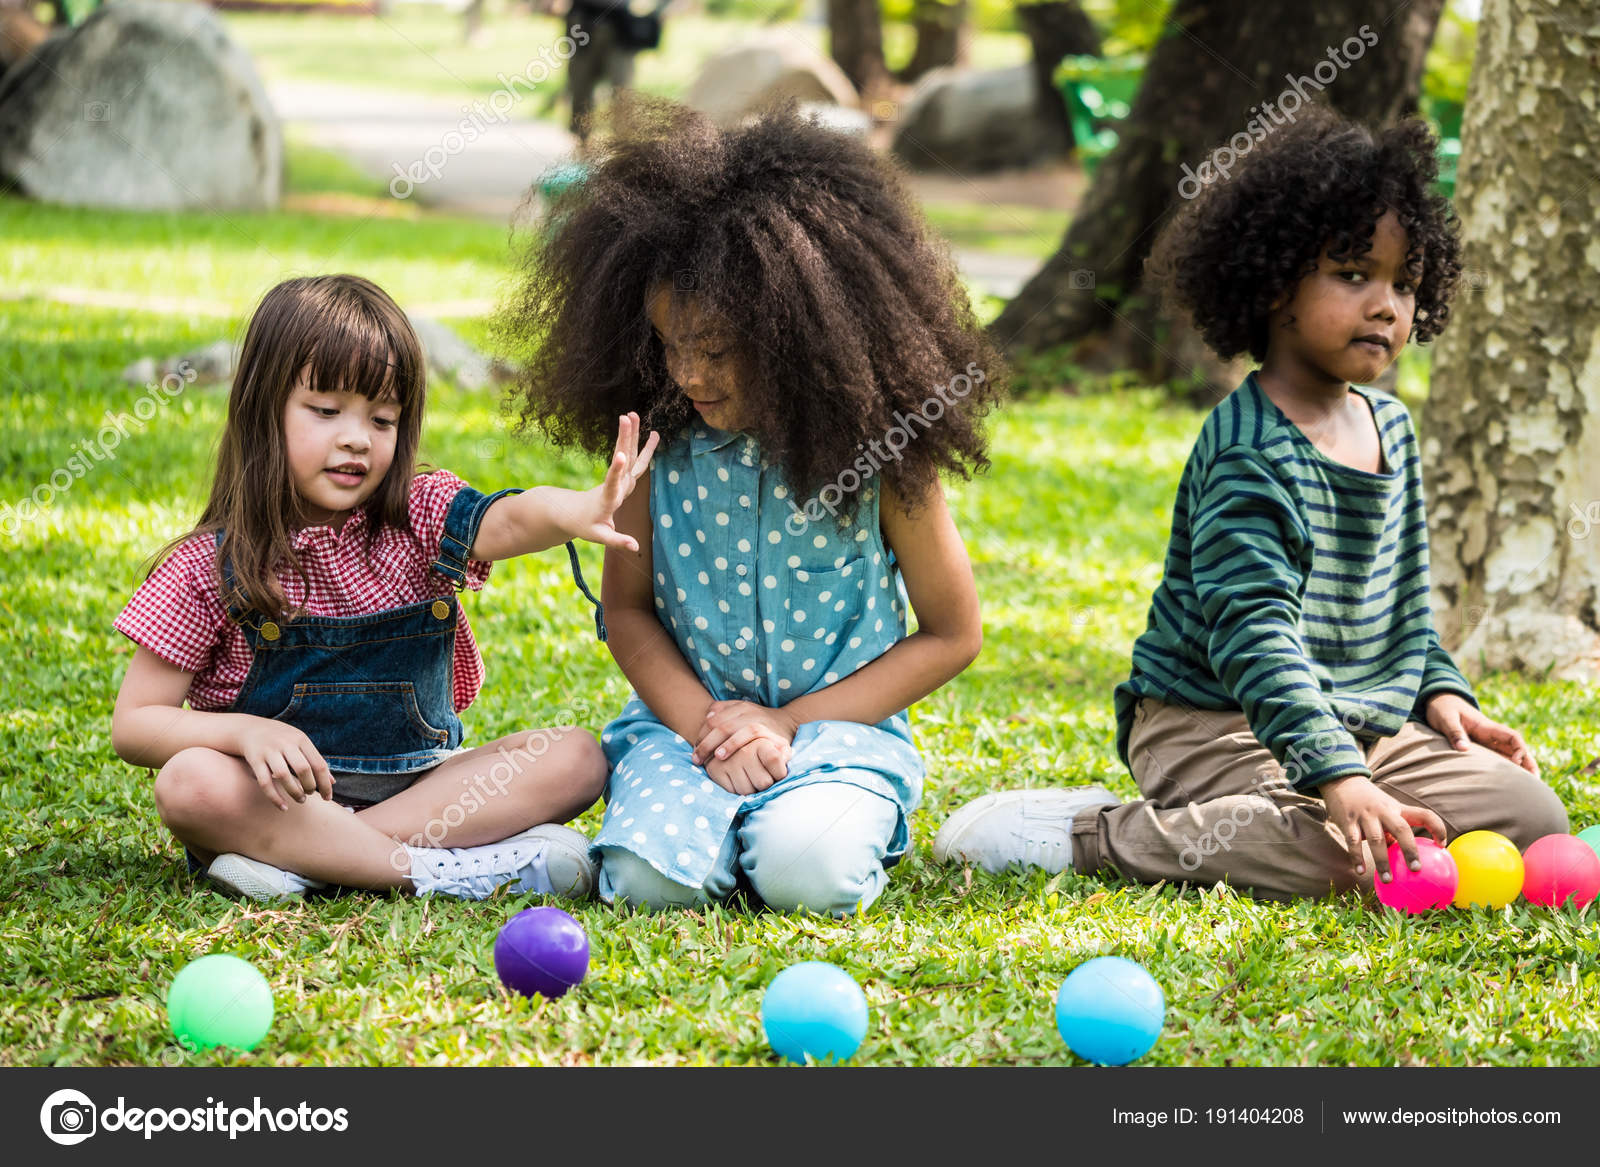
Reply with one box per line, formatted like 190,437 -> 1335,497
493,907 -> 589,999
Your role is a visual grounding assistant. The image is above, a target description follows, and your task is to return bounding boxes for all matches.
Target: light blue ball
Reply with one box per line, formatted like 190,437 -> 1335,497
761,962 -> 869,1064
1055,956 -> 1165,1065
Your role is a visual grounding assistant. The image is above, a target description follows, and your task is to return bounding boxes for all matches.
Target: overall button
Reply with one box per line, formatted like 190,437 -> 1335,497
260,621 -> 280,641
734,637 -> 746,649
432,599 -> 450,619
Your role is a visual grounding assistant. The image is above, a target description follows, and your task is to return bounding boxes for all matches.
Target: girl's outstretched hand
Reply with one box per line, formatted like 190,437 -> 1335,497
564,412 -> 660,551
691,700 -> 797,778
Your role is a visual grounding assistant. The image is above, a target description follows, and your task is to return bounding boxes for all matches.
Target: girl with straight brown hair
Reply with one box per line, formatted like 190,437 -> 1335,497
111,274 -> 659,902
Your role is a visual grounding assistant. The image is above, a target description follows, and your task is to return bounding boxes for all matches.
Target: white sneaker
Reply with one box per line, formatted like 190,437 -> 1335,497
932,786 -> 1122,875
206,853 -> 329,901
406,824 -> 595,901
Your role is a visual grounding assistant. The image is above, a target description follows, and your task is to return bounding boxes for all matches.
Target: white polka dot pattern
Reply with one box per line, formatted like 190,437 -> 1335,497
593,425 -> 924,892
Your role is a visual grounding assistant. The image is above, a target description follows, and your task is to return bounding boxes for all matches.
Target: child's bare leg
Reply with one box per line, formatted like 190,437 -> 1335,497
154,748 -> 413,890
356,727 -> 607,851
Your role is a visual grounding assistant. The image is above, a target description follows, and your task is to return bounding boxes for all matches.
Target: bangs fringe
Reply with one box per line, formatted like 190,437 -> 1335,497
301,294 -> 423,408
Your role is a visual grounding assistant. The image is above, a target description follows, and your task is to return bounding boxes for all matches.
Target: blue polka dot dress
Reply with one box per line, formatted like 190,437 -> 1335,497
594,424 -> 925,892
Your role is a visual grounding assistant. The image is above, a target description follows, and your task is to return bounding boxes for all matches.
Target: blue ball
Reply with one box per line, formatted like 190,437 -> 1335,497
1055,956 -> 1165,1065
761,962 -> 869,1064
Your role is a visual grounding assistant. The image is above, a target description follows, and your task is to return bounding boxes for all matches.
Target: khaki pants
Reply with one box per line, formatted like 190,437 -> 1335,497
1071,698 -> 1569,901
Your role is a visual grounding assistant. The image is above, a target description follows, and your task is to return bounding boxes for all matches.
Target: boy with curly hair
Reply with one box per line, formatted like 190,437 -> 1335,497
935,106 -> 1568,900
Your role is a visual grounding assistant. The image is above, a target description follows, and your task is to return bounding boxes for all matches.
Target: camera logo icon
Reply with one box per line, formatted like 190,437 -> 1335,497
40,1088 -> 97,1145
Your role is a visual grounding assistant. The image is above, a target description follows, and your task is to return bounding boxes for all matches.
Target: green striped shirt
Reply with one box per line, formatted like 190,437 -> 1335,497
1114,373 -> 1475,789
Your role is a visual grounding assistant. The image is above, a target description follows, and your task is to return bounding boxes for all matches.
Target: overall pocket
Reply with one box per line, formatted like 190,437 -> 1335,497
275,681 -> 449,759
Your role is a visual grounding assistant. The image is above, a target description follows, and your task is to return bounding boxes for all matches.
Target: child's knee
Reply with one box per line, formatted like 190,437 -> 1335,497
496,727 -> 608,807
560,729 -> 609,801
1496,773 -> 1570,849
740,787 -> 897,917
153,748 -> 254,834
599,848 -> 706,911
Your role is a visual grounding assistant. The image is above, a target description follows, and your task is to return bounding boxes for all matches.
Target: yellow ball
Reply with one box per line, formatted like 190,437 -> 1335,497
1448,830 -> 1524,909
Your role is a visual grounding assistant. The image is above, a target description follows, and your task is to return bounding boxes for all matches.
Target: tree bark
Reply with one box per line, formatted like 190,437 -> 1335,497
991,0 -> 1444,393
1015,0 -> 1103,146
897,0 -> 971,84
828,0 -> 891,99
1421,0 -> 1600,680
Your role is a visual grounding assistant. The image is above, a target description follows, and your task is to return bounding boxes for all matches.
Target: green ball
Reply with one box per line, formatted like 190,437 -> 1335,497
166,955 -> 274,1053
1578,825 -> 1600,863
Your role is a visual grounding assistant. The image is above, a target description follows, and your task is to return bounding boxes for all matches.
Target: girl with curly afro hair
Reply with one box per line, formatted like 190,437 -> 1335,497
936,104 -> 1566,899
499,97 -> 998,915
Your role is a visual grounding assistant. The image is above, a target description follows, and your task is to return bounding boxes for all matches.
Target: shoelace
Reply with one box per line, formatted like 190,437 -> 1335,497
417,840 -> 551,899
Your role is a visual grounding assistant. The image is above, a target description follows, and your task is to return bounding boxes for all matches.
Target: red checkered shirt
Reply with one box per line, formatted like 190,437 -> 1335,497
114,469 -> 494,713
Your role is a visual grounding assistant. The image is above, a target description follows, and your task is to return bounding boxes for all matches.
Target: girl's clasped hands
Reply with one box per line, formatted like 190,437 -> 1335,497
689,700 -> 798,795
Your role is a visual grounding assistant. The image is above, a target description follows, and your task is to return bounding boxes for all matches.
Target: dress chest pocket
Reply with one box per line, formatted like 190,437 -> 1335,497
785,559 -> 865,641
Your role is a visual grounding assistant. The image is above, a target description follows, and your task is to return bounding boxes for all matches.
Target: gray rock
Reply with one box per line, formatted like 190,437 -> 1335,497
797,102 -> 872,138
409,315 -> 507,392
125,320 -> 506,393
120,356 -> 158,387
685,32 -> 859,129
0,0 -> 281,211
175,339 -> 237,385
123,339 -> 237,386
891,65 -> 1069,173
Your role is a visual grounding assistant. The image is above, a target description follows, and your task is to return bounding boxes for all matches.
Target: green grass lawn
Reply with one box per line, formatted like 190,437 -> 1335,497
3,192 -> 1599,1067
918,199 -> 1069,261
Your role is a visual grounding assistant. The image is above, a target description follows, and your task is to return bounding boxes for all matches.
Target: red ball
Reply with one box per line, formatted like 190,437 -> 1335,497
1521,834 -> 1600,910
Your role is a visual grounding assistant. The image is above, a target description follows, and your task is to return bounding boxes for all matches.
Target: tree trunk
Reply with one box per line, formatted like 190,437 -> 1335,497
828,0 -> 891,99
1015,0 -> 1102,145
897,0 -> 971,84
991,0 -> 1444,394
1421,0 -> 1600,680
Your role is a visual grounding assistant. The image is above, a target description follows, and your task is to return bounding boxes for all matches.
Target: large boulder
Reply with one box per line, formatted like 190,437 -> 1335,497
0,0 -> 280,211
685,32 -> 859,128
891,64 -> 1069,173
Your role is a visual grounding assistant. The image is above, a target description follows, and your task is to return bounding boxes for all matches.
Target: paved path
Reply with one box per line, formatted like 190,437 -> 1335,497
271,79 -> 575,219
269,79 -> 1047,298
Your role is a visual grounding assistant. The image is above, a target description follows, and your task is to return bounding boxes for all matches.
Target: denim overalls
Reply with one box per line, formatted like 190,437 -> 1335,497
180,485 -> 518,875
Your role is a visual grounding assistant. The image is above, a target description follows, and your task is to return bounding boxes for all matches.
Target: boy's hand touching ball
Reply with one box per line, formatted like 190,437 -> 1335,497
1319,774 -> 1446,884
1423,693 -> 1539,776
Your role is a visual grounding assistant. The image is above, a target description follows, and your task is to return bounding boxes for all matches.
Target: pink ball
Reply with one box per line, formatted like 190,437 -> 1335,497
1374,837 -> 1458,913
1521,834 -> 1600,910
